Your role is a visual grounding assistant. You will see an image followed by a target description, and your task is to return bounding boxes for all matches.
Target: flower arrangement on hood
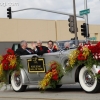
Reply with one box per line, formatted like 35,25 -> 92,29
0,48 -> 23,83
39,61 -> 63,90
67,41 -> 100,72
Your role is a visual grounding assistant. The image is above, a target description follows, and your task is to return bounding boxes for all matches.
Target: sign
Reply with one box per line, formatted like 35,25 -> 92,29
27,56 -> 46,72
89,37 -> 96,41
80,9 -> 90,16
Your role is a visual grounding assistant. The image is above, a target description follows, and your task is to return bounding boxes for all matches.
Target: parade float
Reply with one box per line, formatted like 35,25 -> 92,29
0,40 -> 100,93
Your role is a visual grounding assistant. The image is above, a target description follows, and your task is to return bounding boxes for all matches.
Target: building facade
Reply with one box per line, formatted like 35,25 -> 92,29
0,18 -> 100,42
0,18 -> 100,54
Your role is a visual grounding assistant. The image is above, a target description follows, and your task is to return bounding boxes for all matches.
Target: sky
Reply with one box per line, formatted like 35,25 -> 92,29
0,0 -> 100,25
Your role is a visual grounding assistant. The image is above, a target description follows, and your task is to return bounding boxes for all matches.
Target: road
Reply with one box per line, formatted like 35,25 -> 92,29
0,83 -> 100,100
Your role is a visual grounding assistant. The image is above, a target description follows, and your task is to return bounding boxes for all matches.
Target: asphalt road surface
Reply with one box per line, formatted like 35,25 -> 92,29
0,83 -> 100,100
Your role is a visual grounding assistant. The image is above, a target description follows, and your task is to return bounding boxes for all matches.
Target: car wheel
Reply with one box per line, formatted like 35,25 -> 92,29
11,71 -> 27,92
79,66 -> 100,93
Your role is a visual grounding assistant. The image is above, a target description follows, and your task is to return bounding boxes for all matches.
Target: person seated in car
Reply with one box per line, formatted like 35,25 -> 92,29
47,40 -> 57,53
64,42 -> 70,50
31,40 -> 48,55
15,40 -> 35,55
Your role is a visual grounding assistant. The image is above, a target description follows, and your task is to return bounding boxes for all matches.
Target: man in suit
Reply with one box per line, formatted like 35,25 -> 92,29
15,40 -> 35,56
47,40 -> 57,53
32,40 -> 48,55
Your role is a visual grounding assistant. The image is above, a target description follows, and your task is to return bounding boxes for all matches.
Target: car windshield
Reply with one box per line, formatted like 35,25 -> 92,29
56,40 -> 86,50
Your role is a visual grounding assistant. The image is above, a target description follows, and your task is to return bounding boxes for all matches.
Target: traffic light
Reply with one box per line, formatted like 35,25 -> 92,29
68,16 -> 74,33
7,7 -> 12,19
81,23 -> 90,37
81,23 -> 86,37
71,37 -> 78,40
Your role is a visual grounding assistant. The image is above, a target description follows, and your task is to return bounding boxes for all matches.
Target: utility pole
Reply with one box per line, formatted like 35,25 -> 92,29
73,0 -> 78,46
84,0 -> 89,42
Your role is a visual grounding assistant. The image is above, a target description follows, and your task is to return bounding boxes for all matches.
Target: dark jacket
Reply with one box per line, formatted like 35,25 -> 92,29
35,46 -> 48,55
15,47 -> 35,56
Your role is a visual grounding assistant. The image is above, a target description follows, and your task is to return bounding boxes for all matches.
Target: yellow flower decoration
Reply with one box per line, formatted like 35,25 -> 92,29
0,56 -> 3,62
0,64 -> 3,78
7,55 -> 16,61
68,50 -> 79,67
9,58 -> 16,67
39,72 -> 52,90
82,47 -> 90,59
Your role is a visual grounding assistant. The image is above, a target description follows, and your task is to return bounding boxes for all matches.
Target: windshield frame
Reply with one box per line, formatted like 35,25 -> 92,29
56,40 -> 86,50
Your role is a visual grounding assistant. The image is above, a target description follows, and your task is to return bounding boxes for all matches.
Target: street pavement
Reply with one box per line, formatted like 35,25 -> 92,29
0,83 -> 100,100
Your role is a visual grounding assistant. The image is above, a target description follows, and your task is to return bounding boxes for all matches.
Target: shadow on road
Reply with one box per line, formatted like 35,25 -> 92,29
25,85 -> 100,93
26,86 -> 83,93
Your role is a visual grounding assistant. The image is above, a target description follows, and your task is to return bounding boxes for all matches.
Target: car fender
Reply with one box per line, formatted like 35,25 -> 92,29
60,56 -> 69,72
60,56 -> 78,84
20,68 -> 30,85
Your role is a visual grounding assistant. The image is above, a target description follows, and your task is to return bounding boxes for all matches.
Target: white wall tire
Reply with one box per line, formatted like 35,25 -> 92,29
11,71 -> 27,92
79,66 -> 100,93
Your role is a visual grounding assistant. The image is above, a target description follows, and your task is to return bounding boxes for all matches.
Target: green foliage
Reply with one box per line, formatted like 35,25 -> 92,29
15,56 -> 23,70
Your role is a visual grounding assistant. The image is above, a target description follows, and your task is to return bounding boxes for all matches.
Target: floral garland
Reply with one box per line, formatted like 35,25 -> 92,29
39,61 -> 63,90
66,41 -> 100,76
0,48 -> 23,84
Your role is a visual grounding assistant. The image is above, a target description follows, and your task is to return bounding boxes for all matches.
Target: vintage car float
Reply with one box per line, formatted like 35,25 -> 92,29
8,41 -> 100,93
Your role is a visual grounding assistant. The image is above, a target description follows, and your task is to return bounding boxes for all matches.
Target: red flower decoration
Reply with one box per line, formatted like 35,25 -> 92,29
0,48 -> 17,71
52,74 -> 58,81
98,70 -> 100,74
9,65 -> 16,70
7,48 -> 15,55
2,54 -> 9,60
77,53 -> 86,61
53,45 -> 57,50
2,60 -> 9,70
77,45 -> 82,51
51,62 -> 57,69
52,69 -> 58,75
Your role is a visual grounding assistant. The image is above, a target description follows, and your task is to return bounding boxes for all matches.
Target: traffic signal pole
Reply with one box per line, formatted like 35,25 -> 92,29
73,0 -> 78,46
7,6 -> 84,46
84,0 -> 89,42
11,7 -> 84,18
